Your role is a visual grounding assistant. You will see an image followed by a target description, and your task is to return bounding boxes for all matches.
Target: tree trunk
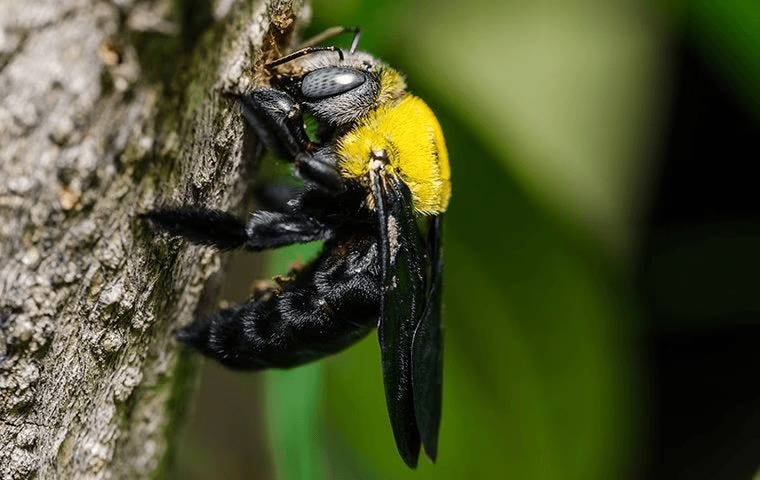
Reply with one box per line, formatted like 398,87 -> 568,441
0,0 -> 307,477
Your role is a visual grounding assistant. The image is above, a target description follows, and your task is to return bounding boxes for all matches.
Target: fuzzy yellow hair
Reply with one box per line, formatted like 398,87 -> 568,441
337,93 -> 450,214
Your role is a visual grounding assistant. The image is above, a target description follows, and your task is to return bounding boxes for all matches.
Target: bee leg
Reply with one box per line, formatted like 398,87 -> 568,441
242,210 -> 331,251
139,208 -> 248,250
240,90 -> 344,193
294,146 -> 344,193
141,207 -> 331,251
239,88 -> 310,162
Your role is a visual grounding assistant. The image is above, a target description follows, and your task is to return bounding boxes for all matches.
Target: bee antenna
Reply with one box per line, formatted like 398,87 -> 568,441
346,26 -> 361,54
265,26 -> 362,69
298,26 -> 361,51
265,46 -> 344,69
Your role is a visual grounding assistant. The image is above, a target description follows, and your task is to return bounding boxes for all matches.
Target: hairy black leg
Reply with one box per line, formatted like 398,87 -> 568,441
140,208 -> 248,250
239,89 -> 344,192
239,88 -> 310,161
178,231 -> 381,370
294,145 -> 344,192
244,211 -> 331,250
141,207 -> 331,251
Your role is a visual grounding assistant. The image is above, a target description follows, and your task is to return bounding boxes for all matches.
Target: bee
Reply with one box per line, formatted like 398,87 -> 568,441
141,26 -> 450,468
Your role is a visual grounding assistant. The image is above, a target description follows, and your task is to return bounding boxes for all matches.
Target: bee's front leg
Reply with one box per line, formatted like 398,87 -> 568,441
239,89 -> 344,193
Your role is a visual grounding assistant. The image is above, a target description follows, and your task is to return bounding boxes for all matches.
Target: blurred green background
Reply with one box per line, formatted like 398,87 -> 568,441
171,1 -> 760,479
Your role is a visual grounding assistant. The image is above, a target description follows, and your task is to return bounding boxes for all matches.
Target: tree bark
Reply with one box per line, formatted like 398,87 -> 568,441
0,0 -> 307,478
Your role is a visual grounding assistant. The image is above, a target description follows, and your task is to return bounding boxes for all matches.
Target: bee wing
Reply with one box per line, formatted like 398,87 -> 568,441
412,214 -> 444,462
372,172 -> 425,468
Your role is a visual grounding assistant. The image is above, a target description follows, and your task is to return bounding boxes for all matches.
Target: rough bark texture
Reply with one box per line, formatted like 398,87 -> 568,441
0,0 -> 307,478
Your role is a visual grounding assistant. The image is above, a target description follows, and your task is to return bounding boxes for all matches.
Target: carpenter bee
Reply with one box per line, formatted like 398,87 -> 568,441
141,26 -> 450,468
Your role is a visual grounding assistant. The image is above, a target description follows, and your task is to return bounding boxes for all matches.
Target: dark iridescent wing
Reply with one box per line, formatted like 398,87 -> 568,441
371,172 -> 442,468
412,214 -> 444,461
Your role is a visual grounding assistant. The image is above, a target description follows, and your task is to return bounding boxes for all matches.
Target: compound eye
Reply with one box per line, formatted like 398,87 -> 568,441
301,67 -> 366,99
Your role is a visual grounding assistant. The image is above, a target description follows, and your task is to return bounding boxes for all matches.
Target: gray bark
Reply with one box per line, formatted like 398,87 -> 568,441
0,0 -> 307,478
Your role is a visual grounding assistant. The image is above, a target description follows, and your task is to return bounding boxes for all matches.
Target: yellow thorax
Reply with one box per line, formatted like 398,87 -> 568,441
337,94 -> 451,214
